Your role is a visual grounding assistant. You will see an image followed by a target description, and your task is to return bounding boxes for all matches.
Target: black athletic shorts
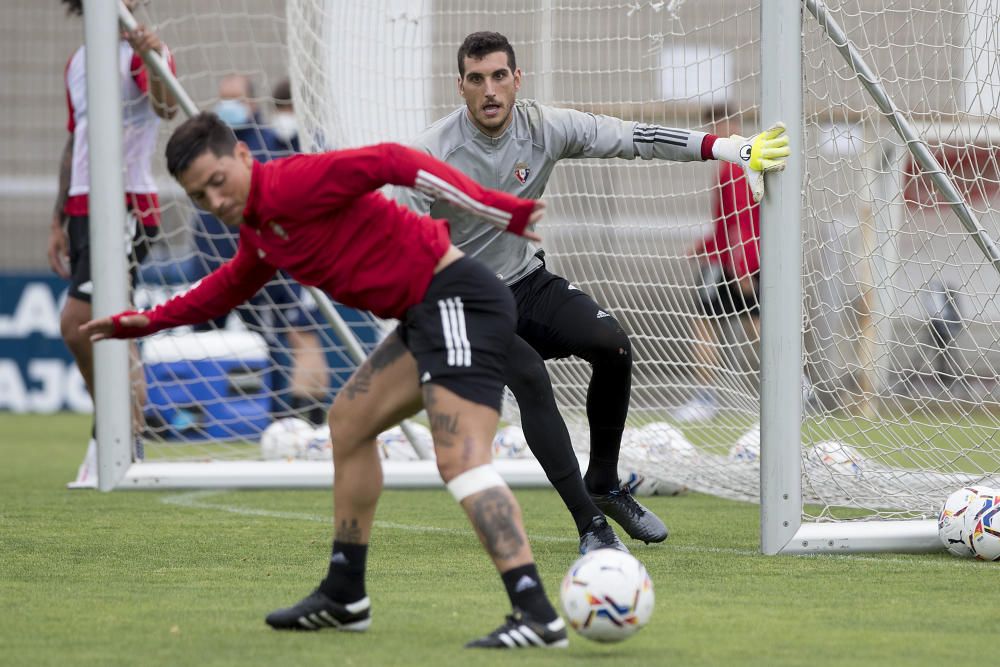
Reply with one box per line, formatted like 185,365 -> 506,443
67,214 -> 156,303
697,262 -> 760,317
395,256 -> 516,412
509,264 -> 622,361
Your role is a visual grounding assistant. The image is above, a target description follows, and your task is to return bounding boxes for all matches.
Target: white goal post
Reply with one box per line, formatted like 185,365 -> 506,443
86,1 -> 1000,557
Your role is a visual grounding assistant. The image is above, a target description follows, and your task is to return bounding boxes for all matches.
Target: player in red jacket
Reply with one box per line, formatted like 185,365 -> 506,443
80,113 -> 567,649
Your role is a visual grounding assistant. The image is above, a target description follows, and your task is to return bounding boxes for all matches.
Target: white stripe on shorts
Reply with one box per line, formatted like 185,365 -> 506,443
437,297 -> 471,367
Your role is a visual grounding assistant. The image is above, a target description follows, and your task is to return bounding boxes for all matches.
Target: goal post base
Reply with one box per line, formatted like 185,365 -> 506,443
776,520 -> 943,555
113,457 -> 575,490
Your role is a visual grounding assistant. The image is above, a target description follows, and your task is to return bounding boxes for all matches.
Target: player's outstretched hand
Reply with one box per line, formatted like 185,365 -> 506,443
80,313 -> 150,342
713,122 -> 790,202
522,200 -> 545,242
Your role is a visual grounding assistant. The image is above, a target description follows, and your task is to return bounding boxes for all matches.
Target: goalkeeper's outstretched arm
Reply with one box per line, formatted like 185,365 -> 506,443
710,123 -> 791,202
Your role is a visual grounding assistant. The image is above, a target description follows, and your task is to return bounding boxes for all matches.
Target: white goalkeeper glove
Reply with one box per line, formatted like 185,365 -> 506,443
712,122 -> 790,202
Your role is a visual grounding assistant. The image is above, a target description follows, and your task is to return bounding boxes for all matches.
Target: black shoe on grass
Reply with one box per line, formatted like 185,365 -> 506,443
265,589 -> 371,632
590,486 -> 668,544
465,608 -> 569,649
578,515 -> 630,554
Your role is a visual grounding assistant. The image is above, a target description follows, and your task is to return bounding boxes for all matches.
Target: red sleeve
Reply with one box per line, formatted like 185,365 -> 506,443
261,144 -> 537,236
110,241 -> 275,338
131,44 -> 176,94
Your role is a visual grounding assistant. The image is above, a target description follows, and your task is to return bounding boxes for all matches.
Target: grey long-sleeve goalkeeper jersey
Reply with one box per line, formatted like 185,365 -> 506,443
393,99 -> 709,285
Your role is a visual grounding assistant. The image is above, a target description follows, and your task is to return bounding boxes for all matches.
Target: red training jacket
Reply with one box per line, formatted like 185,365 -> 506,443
111,143 -> 536,337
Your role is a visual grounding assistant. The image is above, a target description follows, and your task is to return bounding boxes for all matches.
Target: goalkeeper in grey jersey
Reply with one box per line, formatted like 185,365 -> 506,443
394,31 -> 789,551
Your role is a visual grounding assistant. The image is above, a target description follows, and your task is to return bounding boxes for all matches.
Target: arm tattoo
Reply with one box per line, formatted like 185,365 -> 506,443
342,335 -> 407,400
470,488 -> 525,560
53,136 -> 73,221
336,518 -> 363,543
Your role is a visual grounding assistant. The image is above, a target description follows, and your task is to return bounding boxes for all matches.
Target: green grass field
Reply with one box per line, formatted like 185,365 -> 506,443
1,413 -> 993,667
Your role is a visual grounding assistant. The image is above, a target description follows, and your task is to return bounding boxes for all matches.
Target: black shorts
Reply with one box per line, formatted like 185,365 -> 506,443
396,257 -> 516,412
697,263 -> 760,317
509,265 -> 625,361
67,214 -> 156,303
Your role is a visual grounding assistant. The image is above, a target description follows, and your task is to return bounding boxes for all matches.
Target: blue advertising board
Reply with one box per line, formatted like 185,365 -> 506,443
0,274 -> 91,412
0,273 -> 381,416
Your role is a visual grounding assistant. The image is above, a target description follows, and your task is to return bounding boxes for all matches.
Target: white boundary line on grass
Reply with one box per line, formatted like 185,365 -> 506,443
161,490 -> 985,569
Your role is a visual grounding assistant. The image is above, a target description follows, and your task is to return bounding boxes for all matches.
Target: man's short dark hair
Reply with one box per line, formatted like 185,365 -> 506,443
457,32 -> 516,77
62,0 -> 83,16
165,112 -> 238,178
272,77 -> 293,109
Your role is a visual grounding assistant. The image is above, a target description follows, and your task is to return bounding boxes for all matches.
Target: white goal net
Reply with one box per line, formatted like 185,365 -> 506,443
121,1 -> 999,525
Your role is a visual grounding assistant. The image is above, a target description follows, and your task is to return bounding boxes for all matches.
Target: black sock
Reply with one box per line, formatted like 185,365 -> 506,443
505,338 -> 603,535
549,468 -> 604,535
584,426 -> 625,495
500,563 -> 557,623
319,541 -> 367,602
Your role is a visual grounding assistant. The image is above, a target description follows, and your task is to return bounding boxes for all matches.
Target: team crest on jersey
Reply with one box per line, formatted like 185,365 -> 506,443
513,162 -> 530,184
268,221 -> 288,239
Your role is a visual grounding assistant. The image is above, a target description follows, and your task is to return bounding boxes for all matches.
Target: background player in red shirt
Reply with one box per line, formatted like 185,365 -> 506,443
50,0 -> 178,486
80,113 -> 568,649
674,108 -> 762,423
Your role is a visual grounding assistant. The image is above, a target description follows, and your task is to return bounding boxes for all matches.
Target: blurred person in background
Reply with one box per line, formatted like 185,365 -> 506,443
672,106 -> 761,424
48,0 -> 177,487
189,73 -> 329,425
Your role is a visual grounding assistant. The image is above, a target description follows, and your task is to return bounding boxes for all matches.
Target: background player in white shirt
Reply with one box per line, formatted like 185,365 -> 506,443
48,0 -> 177,486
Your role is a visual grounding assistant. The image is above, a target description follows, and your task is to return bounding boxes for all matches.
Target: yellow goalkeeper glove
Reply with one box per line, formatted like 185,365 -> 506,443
712,122 -> 791,202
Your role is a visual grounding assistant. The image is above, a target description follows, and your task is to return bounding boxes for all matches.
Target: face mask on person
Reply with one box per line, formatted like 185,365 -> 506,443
271,112 -> 298,143
213,99 -> 252,127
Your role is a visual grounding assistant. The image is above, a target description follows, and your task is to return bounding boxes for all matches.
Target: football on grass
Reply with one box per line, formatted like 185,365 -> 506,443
559,549 -> 654,643
962,488 -> 1000,561
937,486 -> 991,557
260,417 -> 314,460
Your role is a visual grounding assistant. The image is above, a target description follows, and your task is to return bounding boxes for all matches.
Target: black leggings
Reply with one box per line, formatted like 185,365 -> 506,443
508,268 -> 633,499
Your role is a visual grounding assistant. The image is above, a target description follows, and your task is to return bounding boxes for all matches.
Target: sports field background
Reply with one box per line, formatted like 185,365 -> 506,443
1,412 -> 991,667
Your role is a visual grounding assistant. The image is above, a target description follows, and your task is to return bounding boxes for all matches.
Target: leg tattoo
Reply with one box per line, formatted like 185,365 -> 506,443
336,518 -> 363,543
470,488 -> 525,560
343,336 -> 408,400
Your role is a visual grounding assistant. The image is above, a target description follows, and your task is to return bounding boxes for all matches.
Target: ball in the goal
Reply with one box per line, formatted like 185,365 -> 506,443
260,417 -> 314,460
559,549 -> 654,643
618,422 -> 695,496
376,425 -> 427,461
302,425 -> 333,461
492,424 -> 531,459
728,424 -> 761,463
962,488 -> 1000,561
805,440 -> 865,477
937,486 -> 990,557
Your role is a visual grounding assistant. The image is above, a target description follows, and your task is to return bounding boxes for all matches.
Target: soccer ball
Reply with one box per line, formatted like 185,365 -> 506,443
559,549 -> 655,643
302,425 -> 333,461
962,488 -> 1000,561
376,424 -> 428,461
492,424 -> 531,459
619,469 -> 660,497
728,424 -> 761,463
937,486 -> 990,557
804,440 -> 865,477
260,417 -> 314,460
618,422 -> 696,496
